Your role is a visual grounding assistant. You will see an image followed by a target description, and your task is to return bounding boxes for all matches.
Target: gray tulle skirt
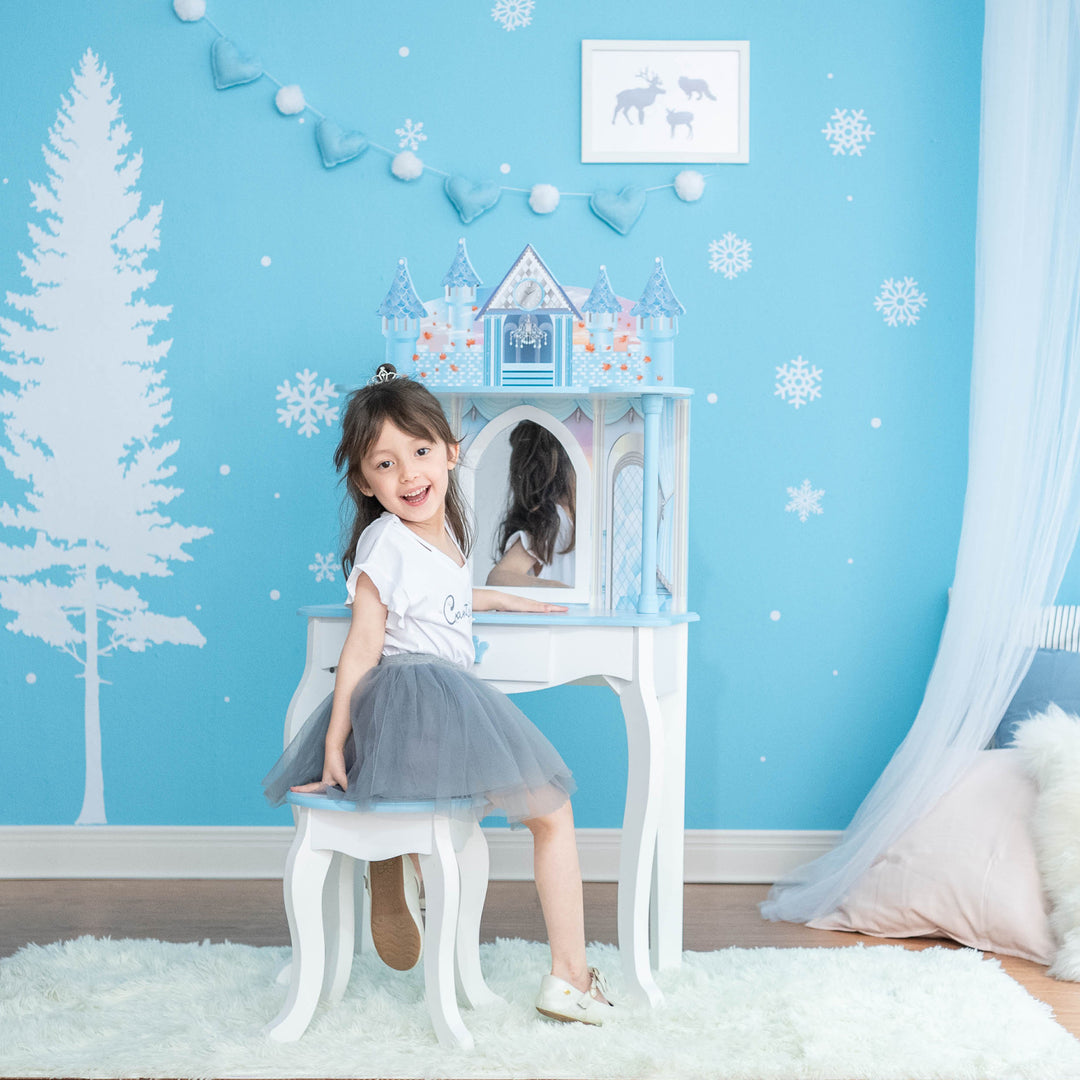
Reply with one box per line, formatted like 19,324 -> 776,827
262,652 -> 575,823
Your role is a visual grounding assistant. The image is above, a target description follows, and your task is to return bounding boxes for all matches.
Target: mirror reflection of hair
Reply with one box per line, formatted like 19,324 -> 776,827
486,421 -> 576,589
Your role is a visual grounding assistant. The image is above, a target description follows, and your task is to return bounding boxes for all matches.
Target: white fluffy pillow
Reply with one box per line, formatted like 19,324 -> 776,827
1013,704 -> 1080,981
809,750 -> 1055,964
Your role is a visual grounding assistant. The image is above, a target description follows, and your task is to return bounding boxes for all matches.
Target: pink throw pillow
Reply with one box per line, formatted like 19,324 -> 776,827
809,749 -> 1055,963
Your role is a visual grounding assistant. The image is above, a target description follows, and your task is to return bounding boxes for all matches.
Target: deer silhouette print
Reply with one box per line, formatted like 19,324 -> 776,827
678,75 -> 716,100
612,68 -> 665,125
666,109 -> 694,138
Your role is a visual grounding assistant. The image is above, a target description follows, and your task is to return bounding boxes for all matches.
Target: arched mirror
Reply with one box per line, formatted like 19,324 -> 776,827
462,405 -> 592,605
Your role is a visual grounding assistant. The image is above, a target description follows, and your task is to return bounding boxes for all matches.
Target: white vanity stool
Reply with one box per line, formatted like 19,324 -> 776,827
264,792 -> 500,1050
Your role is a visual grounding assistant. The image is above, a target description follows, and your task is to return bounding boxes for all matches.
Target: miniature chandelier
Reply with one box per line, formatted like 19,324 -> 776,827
509,313 -> 547,349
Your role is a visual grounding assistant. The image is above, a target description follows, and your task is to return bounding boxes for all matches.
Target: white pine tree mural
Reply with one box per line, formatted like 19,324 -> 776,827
0,50 -> 210,824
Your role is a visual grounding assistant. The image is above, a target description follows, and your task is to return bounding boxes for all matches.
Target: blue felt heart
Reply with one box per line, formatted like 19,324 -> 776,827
589,185 -> 647,235
444,174 -> 501,225
315,119 -> 368,168
211,37 -> 263,90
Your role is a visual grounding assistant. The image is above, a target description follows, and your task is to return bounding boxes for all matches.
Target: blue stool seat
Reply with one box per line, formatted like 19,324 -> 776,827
284,791 -> 484,815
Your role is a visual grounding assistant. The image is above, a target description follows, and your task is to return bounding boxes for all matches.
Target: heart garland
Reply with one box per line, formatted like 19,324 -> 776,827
589,186 -> 648,236
177,8 -> 709,233
315,119 -> 368,169
444,175 -> 501,225
210,37 -> 262,89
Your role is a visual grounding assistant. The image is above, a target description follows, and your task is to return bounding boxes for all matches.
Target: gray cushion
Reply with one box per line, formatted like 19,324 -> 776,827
994,649 -> 1080,746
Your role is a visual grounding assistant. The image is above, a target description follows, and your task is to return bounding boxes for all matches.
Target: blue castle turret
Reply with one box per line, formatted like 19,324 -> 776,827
441,238 -> 482,335
630,257 -> 685,385
581,264 -> 621,355
378,258 -> 428,372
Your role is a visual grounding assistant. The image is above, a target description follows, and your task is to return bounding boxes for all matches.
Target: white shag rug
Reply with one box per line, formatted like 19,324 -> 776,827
1,936 -> 1079,1079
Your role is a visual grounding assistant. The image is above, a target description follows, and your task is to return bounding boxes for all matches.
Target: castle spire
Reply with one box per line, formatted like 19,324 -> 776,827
377,258 -> 428,320
581,264 -> 622,315
378,258 -> 427,371
442,238 -> 481,336
441,237 -> 482,289
631,257 -> 683,386
630,257 -> 686,318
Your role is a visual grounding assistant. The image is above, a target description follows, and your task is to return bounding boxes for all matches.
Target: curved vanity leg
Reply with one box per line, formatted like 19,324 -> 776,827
614,628 -> 665,1007
265,811 -> 334,1041
322,852 -> 355,1003
419,818 -> 474,1050
454,818 -> 502,1009
652,622 -> 688,972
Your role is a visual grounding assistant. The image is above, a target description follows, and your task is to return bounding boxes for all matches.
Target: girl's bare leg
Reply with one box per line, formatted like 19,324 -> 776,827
525,800 -> 604,997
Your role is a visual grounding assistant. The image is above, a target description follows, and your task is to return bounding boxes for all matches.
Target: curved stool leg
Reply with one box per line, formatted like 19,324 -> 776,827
265,812 -> 334,1042
322,852 -> 355,1004
419,818 -> 473,1050
355,858 -> 374,956
454,819 -> 501,1009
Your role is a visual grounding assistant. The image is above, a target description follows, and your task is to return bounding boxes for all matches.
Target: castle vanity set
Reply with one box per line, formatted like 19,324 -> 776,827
271,242 -> 697,1046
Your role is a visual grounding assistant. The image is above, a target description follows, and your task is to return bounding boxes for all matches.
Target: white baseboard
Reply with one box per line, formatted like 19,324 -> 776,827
0,826 -> 841,884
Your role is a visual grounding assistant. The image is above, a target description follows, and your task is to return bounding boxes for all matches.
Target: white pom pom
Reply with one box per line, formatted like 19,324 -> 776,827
529,183 -> 560,214
391,151 -> 424,181
172,0 -> 206,20
674,170 -> 706,202
275,85 -> 306,116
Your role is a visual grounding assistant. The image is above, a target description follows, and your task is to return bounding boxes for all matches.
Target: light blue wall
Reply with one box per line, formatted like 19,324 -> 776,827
0,0 -> 983,828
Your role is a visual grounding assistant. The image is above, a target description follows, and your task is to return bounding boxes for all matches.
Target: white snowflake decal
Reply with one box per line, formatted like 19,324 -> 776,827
491,0 -> 535,30
308,552 -> 337,582
276,369 -> 341,438
775,356 -> 823,409
786,479 -> 825,523
708,232 -> 752,279
394,118 -> 427,152
822,108 -> 875,156
874,276 -> 928,326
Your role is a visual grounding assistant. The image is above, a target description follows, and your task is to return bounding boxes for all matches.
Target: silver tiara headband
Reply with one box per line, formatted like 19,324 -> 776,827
369,367 -> 400,385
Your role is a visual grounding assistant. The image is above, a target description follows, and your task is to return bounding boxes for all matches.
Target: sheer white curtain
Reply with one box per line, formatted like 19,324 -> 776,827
762,0 -> 1080,923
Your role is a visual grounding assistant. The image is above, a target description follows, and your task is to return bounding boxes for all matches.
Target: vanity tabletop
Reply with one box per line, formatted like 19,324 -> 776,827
297,604 -> 699,628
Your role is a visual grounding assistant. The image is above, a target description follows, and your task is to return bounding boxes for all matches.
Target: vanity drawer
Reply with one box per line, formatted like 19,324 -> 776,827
471,625 -> 553,683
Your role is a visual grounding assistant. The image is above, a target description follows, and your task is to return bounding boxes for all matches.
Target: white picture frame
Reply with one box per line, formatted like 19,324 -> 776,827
581,39 -> 749,164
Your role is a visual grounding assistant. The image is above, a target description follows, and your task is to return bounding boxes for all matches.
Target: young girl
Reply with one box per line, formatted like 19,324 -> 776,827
486,420 -> 576,589
262,365 -> 612,1026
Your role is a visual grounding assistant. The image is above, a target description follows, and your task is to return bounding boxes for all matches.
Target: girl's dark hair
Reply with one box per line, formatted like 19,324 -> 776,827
496,420 -> 576,567
335,364 -> 472,576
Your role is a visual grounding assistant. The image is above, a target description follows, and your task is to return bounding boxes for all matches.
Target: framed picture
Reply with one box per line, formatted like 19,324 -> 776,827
581,39 -> 749,164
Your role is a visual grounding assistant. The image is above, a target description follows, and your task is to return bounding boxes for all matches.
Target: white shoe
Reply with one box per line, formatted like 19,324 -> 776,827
535,967 -> 614,1026
366,855 -> 423,971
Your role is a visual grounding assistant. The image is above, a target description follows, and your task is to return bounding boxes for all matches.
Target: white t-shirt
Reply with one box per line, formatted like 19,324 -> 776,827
344,512 -> 474,670
505,503 -> 575,585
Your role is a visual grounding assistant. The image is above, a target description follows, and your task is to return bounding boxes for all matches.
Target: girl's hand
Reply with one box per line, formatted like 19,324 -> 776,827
291,577 -> 385,797
515,597 -> 569,614
472,587 -> 568,614
291,745 -> 349,794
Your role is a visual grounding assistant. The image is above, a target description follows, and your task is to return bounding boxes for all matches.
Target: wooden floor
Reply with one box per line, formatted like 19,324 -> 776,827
1,879 -> 1076,1042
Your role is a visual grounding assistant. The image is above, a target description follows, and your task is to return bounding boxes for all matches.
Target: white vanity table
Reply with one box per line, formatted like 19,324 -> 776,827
286,604 -> 696,1005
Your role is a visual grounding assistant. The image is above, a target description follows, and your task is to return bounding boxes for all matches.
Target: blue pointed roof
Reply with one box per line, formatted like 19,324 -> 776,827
580,265 -> 621,315
441,238 -> 482,289
475,244 -> 582,320
377,258 -> 428,319
630,257 -> 686,318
